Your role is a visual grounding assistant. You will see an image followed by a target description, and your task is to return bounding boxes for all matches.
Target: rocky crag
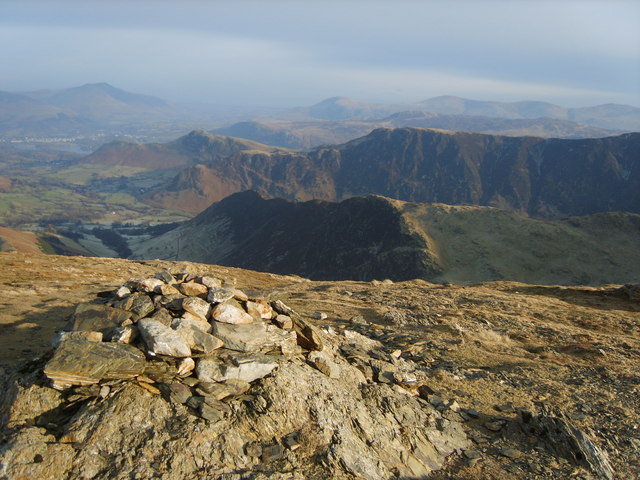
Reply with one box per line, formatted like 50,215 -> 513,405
136,128 -> 639,218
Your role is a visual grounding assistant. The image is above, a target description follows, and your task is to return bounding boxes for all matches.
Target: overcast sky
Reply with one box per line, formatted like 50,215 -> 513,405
1,0 -> 639,107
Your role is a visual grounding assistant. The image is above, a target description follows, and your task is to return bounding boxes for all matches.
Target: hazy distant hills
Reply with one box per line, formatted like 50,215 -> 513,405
416,96 -> 640,131
280,95 -> 640,131
132,190 -> 640,285
82,128 -> 640,218
212,113 -> 617,149
25,83 -> 171,120
213,95 -> 638,148
1,83 -> 638,144
0,90 -> 87,137
0,83 -> 180,138
312,95 -> 640,131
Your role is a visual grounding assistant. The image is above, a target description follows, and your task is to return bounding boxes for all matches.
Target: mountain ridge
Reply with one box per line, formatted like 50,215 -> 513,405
132,190 -> 640,286
128,127 -> 640,218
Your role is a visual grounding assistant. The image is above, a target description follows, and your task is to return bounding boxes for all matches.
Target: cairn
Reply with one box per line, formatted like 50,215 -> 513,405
43,271 -> 319,421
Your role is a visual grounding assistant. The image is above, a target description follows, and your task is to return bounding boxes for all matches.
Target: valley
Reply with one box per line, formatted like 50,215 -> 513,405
0,110 -> 638,287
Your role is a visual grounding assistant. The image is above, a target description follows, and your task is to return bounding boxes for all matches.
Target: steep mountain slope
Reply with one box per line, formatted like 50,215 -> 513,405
85,130 -> 283,169
133,191 -> 436,281
140,128 -> 639,218
132,191 -> 640,285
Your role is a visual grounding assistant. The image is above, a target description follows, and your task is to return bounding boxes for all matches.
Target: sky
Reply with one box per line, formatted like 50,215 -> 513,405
1,0 -> 639,108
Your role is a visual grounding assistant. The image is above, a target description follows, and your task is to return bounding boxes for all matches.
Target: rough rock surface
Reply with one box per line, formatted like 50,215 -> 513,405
1,253 -> 637,480
0,270 -> 472,479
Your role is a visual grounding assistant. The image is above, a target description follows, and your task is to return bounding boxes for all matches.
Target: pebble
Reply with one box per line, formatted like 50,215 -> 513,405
274,314 -> 293,329
177,357 -> 196,376
484,420 -> 507,432
499,447 -> 523,459
308,351 -> 340,379
261,444 -> 284,462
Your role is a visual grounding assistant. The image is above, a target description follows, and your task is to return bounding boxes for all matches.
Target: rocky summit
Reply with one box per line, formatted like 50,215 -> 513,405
0,270 -> 471,479
0,253 -> 638,479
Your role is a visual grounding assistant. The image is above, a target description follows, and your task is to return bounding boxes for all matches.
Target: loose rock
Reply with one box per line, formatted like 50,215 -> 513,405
44,340 -> 146,389
138,319 -> 192,358
211,303 -> 254,325
196,352 -> 278,383
181,296 -> 211,320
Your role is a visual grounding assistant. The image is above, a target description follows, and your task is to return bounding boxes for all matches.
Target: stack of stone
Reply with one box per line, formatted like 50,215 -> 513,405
43,271 -> 309,421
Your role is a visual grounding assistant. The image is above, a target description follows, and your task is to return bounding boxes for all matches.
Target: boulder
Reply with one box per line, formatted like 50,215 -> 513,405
173,320 -> 223,354
176,281 -> 209,298
210,321 -> 295,353
273,314 -> 293,329
199,276 -> 222,288
128,295 -> 155,320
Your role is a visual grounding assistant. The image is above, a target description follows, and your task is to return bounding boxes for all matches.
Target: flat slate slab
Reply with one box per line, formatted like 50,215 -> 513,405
44,339 -> 146,390
71,303 -> 131,334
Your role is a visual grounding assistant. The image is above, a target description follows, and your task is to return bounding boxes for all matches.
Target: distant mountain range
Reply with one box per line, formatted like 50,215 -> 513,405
24,82 -> 171,119
89,128 -> 639,218
1,83 -> 639,145
281,95 -> 640,131
132,190 -> 640,285
0,83 -> 176,138
212,113 -> 618,149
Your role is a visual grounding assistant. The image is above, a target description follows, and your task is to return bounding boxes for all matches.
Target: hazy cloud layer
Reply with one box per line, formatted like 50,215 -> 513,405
1,0 -> 638,107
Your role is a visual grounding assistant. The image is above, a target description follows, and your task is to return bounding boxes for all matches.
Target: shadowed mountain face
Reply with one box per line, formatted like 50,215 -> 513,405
133,191 -> 640,285
135,191 -> 436,282
130,128 -> 639,218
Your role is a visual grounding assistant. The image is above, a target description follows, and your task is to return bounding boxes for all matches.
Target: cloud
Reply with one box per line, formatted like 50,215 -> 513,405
0,0 -> 638,106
